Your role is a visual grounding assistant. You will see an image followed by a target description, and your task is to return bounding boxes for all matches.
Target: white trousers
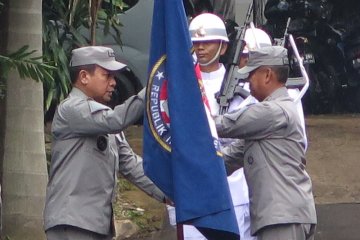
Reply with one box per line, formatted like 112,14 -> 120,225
167,203 -> 257,240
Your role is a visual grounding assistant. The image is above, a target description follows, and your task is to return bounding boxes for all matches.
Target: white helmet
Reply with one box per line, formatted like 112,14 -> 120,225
243,28 -> 272,53
189,13 -> 229,42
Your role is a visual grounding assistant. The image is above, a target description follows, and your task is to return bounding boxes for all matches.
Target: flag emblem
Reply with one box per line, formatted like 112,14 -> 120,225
147,55 -> 171,151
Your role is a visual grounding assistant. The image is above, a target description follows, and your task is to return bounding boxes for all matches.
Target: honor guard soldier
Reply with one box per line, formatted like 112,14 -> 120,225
167,13 -> 257,240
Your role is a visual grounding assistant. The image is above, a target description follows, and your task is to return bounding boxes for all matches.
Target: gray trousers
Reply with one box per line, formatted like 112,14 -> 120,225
256,223 -> 316,240
46,225 -> 113,240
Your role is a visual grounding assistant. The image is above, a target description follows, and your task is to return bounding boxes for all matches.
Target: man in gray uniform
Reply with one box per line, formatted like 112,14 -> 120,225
214,46 -> 317,240
44,46 -> 165,240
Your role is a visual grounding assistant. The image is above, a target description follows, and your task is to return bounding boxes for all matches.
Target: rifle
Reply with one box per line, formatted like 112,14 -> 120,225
274,17 -> 307,89
217,2 -> 253,115
274,17 -> 291,47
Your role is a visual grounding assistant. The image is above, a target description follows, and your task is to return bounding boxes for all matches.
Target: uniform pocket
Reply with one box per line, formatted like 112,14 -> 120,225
85,135 -> 109,158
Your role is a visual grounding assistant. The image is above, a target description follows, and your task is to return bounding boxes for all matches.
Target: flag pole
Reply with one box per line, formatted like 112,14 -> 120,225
177,224 -> 184,240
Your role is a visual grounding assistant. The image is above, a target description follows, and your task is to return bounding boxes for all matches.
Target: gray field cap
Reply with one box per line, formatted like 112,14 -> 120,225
238,46 -> 288,75
70,46 -> 126,71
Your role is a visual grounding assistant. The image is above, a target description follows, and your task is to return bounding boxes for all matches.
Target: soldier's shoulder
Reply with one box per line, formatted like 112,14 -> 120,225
60,95 -> 84,107
88,100 -> 111,113
58,96 -> 110,115
57,95 -> 89,114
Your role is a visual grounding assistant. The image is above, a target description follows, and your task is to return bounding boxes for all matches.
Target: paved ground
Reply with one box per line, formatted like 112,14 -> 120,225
124,114 -> 360,240
142,203 -> 360,240
315,203 -> 360,240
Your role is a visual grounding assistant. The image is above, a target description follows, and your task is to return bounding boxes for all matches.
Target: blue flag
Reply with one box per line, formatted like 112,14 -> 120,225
143,0 -> 240,239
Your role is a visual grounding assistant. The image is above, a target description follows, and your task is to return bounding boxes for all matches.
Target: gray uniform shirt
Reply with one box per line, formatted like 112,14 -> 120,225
44,88 -> 164,235
215,87 -> 317,235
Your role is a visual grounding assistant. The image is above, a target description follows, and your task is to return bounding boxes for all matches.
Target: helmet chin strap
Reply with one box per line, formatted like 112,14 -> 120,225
199,41 -> 223,67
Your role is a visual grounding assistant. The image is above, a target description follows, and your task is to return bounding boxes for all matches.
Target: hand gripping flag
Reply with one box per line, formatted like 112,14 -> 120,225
142,0 -> 240,239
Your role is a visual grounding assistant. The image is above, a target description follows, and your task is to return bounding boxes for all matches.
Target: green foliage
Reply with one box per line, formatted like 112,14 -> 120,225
118,177 -> 135,192
42,0 -> 126,111
0,0 -> 54,96
0,46 -> 55,82
43,0 -> 84,110
99,0 -> 127,46
0,46 -> 55,96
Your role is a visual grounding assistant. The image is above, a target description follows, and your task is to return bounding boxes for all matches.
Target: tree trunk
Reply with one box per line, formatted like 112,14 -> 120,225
1,0 -> 48,239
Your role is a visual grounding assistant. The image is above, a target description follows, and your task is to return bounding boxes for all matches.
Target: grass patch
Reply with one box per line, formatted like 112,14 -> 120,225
113,177 -> 163,238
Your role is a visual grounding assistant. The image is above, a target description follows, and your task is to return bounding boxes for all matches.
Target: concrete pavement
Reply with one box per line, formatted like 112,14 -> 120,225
146,203 -> 360,240
315,203 -> 360,240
